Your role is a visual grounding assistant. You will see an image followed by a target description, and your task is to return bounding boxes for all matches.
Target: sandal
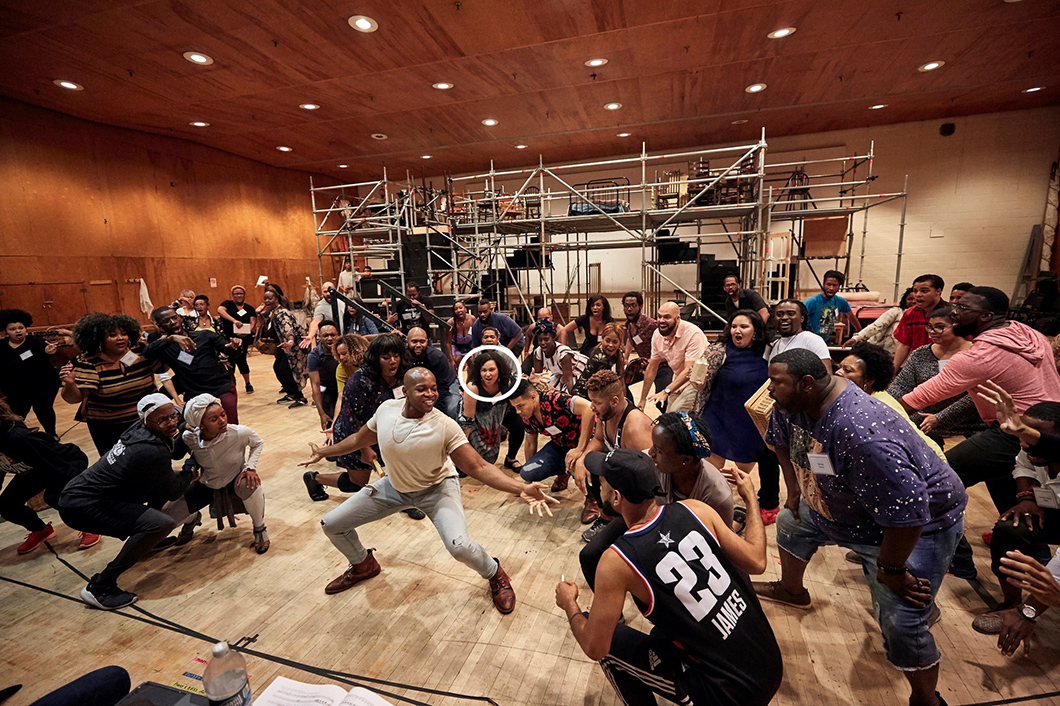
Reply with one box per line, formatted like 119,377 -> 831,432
252,526 -> 270,554
503,458 -> 523,472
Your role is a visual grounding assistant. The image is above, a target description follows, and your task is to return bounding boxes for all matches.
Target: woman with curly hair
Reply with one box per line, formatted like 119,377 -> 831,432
560,294 -> 615,355
459,349 -> 524,469
258,284 -> 308,408
0,308 -> 60,438
835,342 -> 944,460
60,313 -> 164,455
303,334 -> 423,518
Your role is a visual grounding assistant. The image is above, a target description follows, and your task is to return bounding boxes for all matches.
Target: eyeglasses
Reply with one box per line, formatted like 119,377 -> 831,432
927,324 -> 950,333
951,302 -> 983,313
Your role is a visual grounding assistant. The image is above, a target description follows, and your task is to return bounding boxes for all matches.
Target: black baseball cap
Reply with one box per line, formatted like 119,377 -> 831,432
583,449 -> 662,503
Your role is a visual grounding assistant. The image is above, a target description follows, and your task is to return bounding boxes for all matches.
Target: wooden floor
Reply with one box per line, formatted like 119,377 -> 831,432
2,353 -> 1059,705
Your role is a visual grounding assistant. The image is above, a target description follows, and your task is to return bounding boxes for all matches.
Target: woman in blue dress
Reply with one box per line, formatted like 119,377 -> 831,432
691,309 -> 769,473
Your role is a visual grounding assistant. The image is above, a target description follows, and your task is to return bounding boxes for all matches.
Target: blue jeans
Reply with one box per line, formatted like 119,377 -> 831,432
776,500 -> 963,671
439,382 -> 461,421
519,441 -> 569,482
321,476 -> 498,579
31,666 -> 131,706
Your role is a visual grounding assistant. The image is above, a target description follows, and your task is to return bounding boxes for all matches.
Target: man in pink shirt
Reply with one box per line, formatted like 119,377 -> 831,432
901,287 -> 1060,577
637,302 -> 707,414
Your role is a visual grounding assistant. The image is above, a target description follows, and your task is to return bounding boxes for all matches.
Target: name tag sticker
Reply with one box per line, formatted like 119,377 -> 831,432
1033,486 -> 1060,510
177,350 -> 194,365
545,425 -> 562,436
320,385 -> 328,392
633,335 -> 642,345
807,452 -> 835,476
19,349 -> 33,360
234,323 -> 252,335
392,386 -> 406,399
236,309 -> 248,318
120,351 -> 139,366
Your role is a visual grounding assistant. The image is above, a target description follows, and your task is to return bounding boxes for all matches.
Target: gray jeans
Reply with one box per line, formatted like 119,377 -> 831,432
321,476 -> 498,579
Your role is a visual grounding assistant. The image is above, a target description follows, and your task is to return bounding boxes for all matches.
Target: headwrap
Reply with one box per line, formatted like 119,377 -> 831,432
231,284 -> 247,296
676,411 -> 711,458
137,393 -> 176,422
184,393 -> 221,429
533,319 -> 557,340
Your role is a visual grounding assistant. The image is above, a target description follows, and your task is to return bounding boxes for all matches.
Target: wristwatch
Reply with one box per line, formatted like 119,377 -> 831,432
663,388 -> 672,395
1018,603 -> 1039,622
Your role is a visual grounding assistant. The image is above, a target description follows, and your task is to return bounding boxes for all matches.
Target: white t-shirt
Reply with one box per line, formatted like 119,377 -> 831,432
534,344 -> 585,392
367,399 -> 469,493
765,330 -> 830,363
337,269 -> 359,292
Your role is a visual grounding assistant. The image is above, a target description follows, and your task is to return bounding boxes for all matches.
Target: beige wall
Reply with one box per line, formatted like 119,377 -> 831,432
0,97 -> 327,325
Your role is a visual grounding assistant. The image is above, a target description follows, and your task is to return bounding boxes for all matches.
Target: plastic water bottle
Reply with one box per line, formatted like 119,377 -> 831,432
203,642 -> 251,706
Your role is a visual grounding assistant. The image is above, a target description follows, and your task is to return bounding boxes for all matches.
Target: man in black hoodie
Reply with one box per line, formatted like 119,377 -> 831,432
59,393 -> 191,610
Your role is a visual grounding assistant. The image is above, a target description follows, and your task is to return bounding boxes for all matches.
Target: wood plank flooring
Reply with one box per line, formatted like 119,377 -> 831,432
1,353 -> 1059,705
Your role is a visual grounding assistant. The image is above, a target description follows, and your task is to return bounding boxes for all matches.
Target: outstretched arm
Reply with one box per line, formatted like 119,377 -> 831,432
450,443 -> 558,515
302,426 -> 378,466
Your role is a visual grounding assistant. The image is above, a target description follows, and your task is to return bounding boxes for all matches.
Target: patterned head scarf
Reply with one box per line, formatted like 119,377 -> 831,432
676,411 -> 711,458
533,319 -> 557,341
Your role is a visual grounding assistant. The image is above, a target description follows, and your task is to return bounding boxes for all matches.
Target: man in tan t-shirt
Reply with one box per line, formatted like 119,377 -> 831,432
302,367 -> 557,614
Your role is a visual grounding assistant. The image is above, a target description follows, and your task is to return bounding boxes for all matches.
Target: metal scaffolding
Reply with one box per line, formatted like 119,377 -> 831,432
310,130 -> 911,326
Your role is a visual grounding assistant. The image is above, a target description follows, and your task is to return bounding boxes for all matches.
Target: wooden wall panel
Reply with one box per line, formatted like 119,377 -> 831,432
0,97 -> 321,326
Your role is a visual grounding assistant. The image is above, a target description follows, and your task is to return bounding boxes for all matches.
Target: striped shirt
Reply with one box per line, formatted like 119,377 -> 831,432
73,353 -> 162,423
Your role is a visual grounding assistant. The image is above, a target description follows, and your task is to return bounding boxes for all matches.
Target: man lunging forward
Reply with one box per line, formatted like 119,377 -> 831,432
302,367 -> 558,614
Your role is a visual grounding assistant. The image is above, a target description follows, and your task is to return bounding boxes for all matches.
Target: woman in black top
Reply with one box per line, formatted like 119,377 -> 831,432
560,294 -> 615,355
0,309 -> 61,438
217,285 -> 257,393
0,397 -> 100,553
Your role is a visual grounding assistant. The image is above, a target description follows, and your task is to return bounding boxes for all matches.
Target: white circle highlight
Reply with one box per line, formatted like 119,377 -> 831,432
457,345 -> 524,404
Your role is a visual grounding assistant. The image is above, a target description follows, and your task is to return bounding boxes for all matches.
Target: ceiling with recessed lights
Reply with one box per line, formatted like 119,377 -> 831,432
0,0 -> 1057,181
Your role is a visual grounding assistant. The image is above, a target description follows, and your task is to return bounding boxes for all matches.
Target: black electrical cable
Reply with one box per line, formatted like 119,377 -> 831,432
6,542 -> 501,705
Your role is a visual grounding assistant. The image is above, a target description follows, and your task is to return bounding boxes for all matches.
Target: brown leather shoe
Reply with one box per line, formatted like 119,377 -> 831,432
550,472 -> 570,493
325,550 -> 381,595
581,496 -> 601,524
489,560 -> 516,614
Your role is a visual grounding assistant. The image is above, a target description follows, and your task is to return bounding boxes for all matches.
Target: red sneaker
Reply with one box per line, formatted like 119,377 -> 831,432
981,531 -> 992,547
759,507 -> 780,526
18,523 -> 56,554
78,532 -> 102,550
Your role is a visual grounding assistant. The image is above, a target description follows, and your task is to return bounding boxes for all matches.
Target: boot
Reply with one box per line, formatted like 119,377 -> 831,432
488,559 -> 516,614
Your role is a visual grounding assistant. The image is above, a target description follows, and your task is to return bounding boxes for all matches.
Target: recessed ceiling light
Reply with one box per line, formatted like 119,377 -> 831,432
604,102 -> 622,110
299,103 -> 320,110
730,119 -> 749,125
869,104 -> 887,110
617,132 -> 631,137
371,133 -> 388,140
348,15 -> 378,32
189,121 -> 210,127
744,83 -> 767,93
182,51 -> 213,66
432,82 -> 453,90
585,58 -> 608,67
338,164 -> 348,168
53,79 -> 84,91
767,27 -> 796,39
276,146 -> 293,152
918,60 -> 945,72
515,144 -> 527,149
482,118 -> 499,126
421,155 -> 432,159
1022,86 -> 1044,93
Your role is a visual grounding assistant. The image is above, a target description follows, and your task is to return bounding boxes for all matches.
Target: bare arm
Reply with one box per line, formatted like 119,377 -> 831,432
558,320 -> 577,347
302,425 -> 379,465
565,395 -> 597,473
560,353 -> 574,392
557,551 -> 631,661
693,468 -> 766,574
450,443 -> 558,511
637,358 -> 661,409
776,446 -> 801,520
893,342 -> 911,369
757,307 -> 770,324
217,305 -> 239,325
301,317 -> 321,349
59,363 -> 85,404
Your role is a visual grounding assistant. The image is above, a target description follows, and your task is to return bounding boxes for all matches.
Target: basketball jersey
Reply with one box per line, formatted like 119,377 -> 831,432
611,501 -> 783,704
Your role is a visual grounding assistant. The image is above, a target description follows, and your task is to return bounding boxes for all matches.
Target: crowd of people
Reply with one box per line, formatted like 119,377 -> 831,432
3,268 -> 1060,706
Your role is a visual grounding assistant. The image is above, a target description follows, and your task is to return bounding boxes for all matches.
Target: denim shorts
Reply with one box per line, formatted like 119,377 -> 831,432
776,500 -> 963,671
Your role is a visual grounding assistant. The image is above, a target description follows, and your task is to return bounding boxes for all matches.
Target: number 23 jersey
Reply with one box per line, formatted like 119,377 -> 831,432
611,501 -> 782,693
